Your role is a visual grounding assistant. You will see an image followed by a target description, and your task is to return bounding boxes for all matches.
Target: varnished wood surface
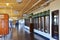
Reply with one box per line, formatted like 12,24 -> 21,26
0,26 -> 48,40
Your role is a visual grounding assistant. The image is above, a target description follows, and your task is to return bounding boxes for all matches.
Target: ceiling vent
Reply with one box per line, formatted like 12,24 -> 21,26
16,0 -> 22,3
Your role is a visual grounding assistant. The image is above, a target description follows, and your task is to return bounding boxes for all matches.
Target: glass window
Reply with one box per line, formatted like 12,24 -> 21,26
54,15 -> 59,25
44,16 -> 50,33
41,17 -> 44,32
39,17 -> 41,30
33,17 -> 39,30
35,18 -> 39,29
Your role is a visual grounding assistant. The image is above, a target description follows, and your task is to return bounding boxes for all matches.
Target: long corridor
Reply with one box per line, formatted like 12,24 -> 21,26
0,25 -> 49,40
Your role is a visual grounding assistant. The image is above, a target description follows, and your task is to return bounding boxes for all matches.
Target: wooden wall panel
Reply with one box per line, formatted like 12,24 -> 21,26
0,14 -> 9,36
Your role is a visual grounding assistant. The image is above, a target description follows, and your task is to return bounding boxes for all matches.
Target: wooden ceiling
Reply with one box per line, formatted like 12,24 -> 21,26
0,0 -> 50,19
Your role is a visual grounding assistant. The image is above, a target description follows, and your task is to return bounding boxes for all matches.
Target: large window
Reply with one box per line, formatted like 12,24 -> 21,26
38,10 -> 50,33
41,17 -> 44,32
33,18 -> 36,29
25,19 -> 27,26
25,19 -> 30,27
35,17 -> 39,29
39,17 -> 44,31
39,17 -> 42,30
44,16 -> 50,33
33,17 -> 39,30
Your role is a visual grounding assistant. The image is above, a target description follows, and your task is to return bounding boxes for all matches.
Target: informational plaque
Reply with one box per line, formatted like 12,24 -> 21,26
0,14 -> 9,36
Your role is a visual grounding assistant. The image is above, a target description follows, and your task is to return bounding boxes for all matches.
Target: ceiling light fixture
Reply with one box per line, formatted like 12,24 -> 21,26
6,3 -> 9,6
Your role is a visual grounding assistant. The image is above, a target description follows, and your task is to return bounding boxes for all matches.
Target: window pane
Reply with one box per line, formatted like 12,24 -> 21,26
44,16 -> 50,33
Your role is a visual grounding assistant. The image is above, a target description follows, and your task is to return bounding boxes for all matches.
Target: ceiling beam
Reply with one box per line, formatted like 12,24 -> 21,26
21,0 -> 31,13
24,0 -> 52,14
24,0 -> 45,13
23,0 -> 38,12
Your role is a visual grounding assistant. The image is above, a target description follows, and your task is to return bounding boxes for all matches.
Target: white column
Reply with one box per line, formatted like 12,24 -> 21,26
50,10 -> 52,40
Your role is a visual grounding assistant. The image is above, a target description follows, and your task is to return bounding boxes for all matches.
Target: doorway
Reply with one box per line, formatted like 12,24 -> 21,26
52,10 -> 59,40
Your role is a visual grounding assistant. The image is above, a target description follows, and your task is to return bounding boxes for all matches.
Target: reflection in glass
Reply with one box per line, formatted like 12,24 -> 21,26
25,19 -> 27,26
25,19 -> 30,27
39,17 -> 41,30
35,18 -> 39,29
54,15 -> 59,25
30,33 -> 34,40
33,18 -> 39,30
44,16 -> 50,33
41,17 -> 44,32
39,17 -> 42,31
33,18 -> 35,29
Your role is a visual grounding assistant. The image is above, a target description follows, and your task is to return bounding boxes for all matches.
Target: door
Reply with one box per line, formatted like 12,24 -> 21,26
52,10 -> 59,40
